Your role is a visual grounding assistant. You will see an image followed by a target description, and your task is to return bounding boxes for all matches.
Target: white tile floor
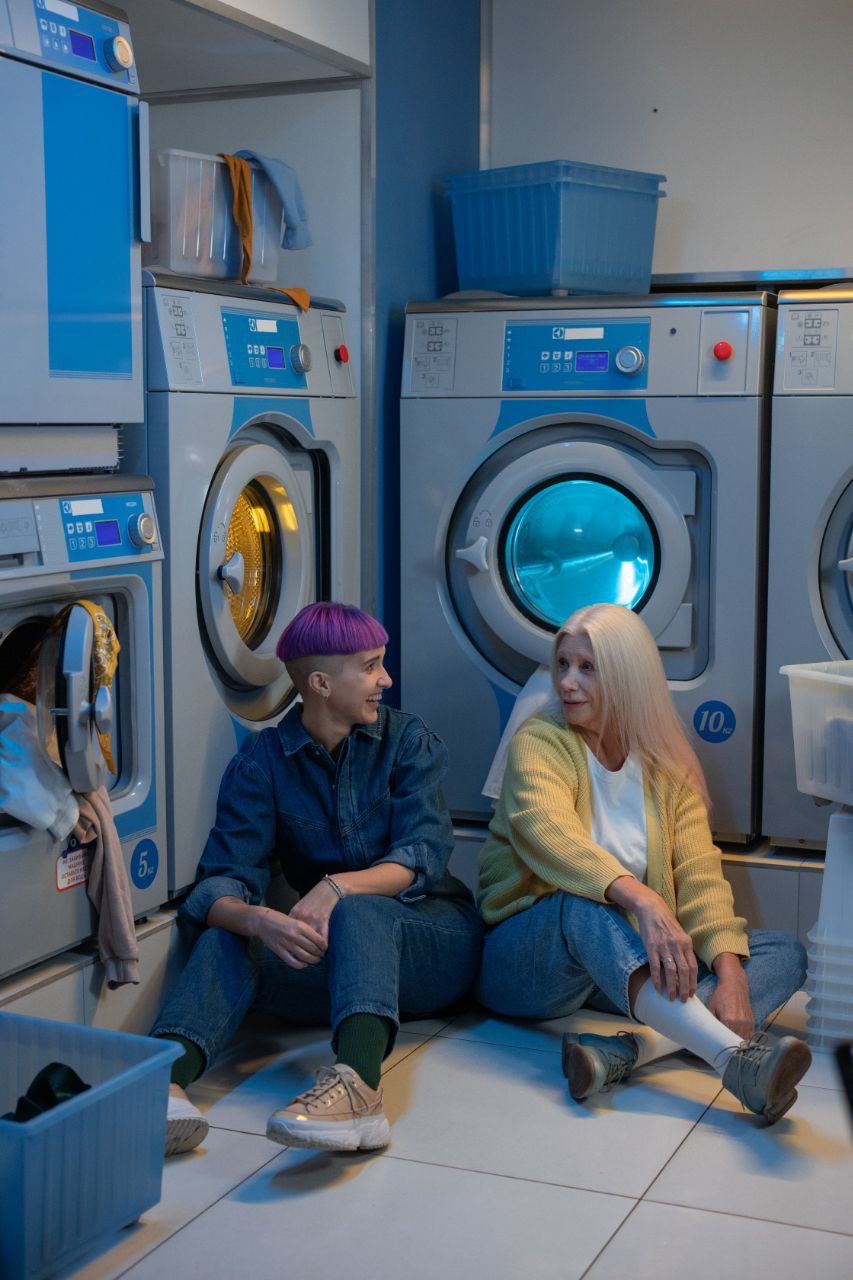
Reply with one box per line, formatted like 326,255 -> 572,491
60,996 -> 853,1280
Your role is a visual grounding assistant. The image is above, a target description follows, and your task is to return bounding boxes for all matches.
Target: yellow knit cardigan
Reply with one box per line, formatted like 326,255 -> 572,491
478,714 -> 749,969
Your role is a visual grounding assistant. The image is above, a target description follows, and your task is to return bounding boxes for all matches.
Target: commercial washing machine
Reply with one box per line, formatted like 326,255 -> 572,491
401,294 -> 775,841
0,474 -> 167,979
0,0 -> 145,473
123,274 -> 360,895
763,288 -> 853,847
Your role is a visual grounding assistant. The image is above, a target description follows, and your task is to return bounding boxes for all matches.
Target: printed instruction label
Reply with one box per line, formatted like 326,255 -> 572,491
56,840 -> 87,891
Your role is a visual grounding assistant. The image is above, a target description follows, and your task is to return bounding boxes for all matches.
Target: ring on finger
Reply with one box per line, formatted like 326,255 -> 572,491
661,954 -> 676,967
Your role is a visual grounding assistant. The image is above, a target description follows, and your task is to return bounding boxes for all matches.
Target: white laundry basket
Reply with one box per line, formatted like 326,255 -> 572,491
782,660 -> 853,1046
144,149 -> 282,283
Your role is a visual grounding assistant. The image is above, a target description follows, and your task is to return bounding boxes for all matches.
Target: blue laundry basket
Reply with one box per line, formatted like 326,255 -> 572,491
444,159 -> 667,295
0,1013 -> 181,1280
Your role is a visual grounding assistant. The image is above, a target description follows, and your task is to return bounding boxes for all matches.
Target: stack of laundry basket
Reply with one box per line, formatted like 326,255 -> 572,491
782,660 -> 853,1048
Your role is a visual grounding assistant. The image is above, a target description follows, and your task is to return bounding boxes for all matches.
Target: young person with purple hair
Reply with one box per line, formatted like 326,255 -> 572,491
152,602 -> 483,1156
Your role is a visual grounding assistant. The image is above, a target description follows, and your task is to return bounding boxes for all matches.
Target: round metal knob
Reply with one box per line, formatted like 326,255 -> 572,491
127,513 -> 156,547
289,343 -> 312,374
217,551 -> 245,596
615,345 -> 645,375
104,35 -> 134,71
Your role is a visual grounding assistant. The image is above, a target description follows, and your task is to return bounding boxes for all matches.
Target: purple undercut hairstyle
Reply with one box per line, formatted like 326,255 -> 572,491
276,602 -> 389,663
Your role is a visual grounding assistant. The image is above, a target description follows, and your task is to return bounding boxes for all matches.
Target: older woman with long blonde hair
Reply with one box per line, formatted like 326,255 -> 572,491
477,603 -> 809,1123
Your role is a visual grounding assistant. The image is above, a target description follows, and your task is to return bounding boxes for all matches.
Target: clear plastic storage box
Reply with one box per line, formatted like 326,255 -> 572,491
443,159 -> 667,295
0,1013 -> 180,1280
144,149 -> 282,284
781,660 -> 853,804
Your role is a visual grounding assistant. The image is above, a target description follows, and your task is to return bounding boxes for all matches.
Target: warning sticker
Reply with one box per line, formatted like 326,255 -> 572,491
57,842 -> 88,892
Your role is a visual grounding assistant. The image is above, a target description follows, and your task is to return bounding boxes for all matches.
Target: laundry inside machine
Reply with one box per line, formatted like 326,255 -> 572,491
0,474 -> 167,980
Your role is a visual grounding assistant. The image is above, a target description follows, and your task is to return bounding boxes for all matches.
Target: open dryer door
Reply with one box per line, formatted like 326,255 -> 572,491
446,427 -> 708,686
36,604 -> 112,794
197,439 -> 315,721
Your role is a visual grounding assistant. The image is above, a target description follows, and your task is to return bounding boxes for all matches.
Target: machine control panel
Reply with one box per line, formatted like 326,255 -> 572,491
502,319 -> 651,391
157,292 -> 203,386
410,316 -> 458,391
221,309 -> 308,390
59,492 -> 157,562
17,0 -> 139,92
781,307 -> 839,390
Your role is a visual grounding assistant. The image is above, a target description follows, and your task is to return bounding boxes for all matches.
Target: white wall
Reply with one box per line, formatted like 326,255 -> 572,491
489,0 -> 853,276
149,88 -> 362,383
188,0 -> 371,66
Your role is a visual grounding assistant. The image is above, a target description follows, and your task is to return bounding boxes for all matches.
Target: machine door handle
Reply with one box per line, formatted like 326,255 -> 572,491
455,536 -> 490,572
217,551 -> 245,595
92,685 -> 113,737
839,558 -> 853,573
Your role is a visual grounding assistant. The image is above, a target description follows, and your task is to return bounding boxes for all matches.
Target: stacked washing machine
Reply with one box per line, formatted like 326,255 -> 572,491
122,274 -> 360,895
400,294 -> 776,844
763,289 -> 853,848
0,2 -> 169,978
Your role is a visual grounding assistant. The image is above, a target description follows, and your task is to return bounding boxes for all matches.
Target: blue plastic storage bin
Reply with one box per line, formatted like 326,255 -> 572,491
444,160 -> 667,295
0,1013 -> 180,1280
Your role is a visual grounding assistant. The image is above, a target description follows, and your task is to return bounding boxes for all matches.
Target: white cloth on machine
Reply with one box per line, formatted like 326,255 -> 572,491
481,665 -> 559,800
0,695 -> 78,840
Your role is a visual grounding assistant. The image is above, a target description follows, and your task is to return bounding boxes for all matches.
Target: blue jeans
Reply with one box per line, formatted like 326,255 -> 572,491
153,893 -> 484,1070
477,892 -> 806,1030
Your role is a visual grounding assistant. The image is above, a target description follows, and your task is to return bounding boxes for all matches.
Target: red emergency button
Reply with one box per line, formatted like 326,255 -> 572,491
334,344 -> 350,364
713,340 -> 734,361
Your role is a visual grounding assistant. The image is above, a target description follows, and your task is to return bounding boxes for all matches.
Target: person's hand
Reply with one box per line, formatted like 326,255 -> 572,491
633,892 -> 698,1002
708,960 -> 754,1040
254,906 -> 326,968
288,878 -> 342,947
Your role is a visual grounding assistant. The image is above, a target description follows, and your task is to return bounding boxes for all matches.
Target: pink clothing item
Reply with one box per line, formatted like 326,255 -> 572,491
75,786 -> 139,988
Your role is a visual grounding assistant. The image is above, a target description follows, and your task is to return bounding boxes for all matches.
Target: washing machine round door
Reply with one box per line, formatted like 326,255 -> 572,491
819,480 -> 853,658
36,604 -> 110,793
449,439 -> 694,668
198,441 -> 313,716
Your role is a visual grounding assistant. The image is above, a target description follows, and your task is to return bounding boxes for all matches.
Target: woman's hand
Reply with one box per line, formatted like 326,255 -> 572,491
708,954 -> 754,1040
288,878 -> 342,948
607,876 -> 697,1001
254,905 -> 327,969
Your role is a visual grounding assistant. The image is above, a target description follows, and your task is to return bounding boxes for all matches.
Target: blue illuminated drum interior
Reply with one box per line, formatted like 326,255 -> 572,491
501,477 -> 659,627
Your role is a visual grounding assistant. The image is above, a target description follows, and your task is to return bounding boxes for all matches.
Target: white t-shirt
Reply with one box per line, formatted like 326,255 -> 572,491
585,745 -> 649,883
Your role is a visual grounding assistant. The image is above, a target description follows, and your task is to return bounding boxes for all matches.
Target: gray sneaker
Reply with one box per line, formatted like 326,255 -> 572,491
562,1031 -> 640,1100
720,1034 -> 812,1123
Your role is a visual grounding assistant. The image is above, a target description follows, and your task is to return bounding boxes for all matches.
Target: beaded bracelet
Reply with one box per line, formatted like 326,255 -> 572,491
323,874 -> 345,900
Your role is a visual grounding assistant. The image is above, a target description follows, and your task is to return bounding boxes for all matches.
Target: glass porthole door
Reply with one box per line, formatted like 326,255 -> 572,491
198,440 -> 314,719
447,437 -> 697,675
502,477 -> 658,627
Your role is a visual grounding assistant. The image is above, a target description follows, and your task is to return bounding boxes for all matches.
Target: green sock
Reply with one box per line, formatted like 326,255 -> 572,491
335,1014 -> 391,1090
158,1034 -> 206,1089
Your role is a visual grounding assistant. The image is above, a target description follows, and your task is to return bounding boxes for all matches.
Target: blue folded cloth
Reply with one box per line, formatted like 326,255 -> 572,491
235,149 -> 312,250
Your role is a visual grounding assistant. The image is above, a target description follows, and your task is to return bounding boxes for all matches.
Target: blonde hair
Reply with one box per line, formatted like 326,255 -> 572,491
552,603 -> 711,812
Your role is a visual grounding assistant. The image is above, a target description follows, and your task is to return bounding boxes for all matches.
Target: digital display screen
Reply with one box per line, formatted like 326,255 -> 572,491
69,30 -> 96,61
575,351 -> 610,373
95,519 -> 121,547
266,347 -> 285,369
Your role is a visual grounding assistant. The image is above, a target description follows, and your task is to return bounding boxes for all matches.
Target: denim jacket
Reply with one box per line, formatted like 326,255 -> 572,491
181,704 -> 469,929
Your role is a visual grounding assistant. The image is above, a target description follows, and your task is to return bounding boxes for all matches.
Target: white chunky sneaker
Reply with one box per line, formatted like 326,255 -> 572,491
266,1064 -> 391,1152
165,1083 -> 209,1157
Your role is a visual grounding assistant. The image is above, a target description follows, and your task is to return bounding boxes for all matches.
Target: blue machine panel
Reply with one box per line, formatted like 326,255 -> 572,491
221,309 -> 308,389
43,71 -> 134,379
502,318 -> 650,391
60,492 -> 152,561
31,0 -> 132,86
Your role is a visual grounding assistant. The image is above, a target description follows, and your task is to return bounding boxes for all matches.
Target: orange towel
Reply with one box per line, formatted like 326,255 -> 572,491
219,153 -> 311,310
218,152 -> 253,285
